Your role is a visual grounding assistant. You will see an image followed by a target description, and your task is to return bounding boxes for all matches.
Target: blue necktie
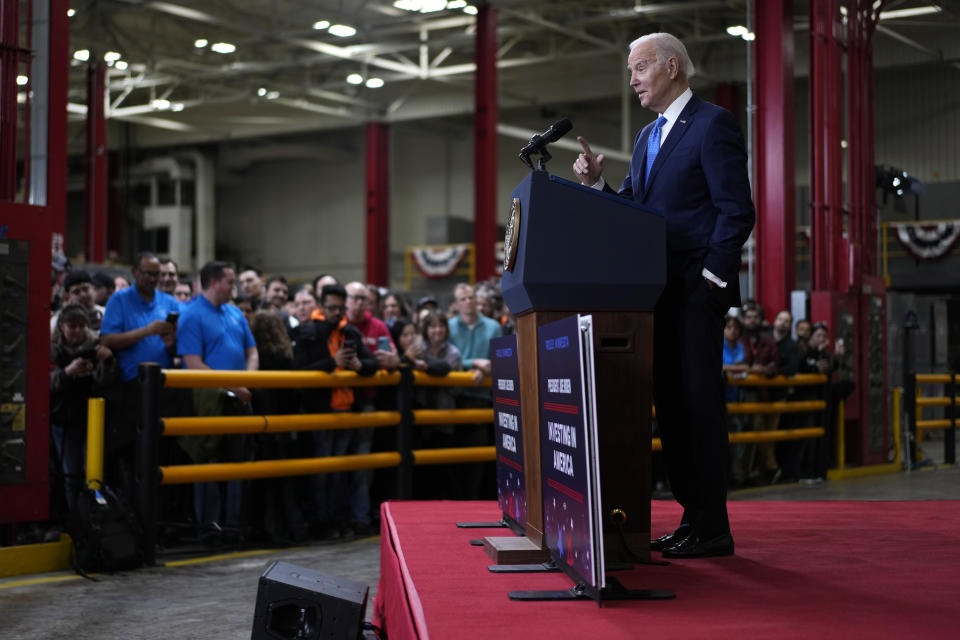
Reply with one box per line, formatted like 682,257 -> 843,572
645,115 -> 667,185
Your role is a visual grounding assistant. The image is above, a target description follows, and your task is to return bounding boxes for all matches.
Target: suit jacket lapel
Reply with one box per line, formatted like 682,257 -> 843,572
641,94 -> 702,201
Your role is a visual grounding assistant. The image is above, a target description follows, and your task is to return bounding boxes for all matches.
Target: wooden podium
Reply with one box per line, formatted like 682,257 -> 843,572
500,171 -> 665,563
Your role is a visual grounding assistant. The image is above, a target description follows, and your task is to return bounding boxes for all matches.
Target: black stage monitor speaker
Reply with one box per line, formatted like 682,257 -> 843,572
252,561 -> 369,640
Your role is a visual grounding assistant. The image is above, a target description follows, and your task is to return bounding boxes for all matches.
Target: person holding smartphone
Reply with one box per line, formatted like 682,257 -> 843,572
99,252 -> 182,497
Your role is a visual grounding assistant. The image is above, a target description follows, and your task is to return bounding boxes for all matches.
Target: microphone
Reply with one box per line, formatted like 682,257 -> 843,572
519,118 -> 573,157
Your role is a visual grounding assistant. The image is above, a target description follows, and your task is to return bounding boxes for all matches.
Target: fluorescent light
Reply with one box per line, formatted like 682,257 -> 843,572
73,49 -> 90,61
421,0 -> 446,11
16,75 -> 28,86
67,8 -> 76,18
104,51 -> 122,62
194,38 -> 208,48
210,42 -> 236,54
17,92 -> 27,104
328,24 -> 356,37
171,103 -> 184,112
152,99 -> 171,110
365,77 -> 384,88
312,20 -> 330,30
879,5 -> 941,20
463,5 -> 478,15
726,25 -> 748,37
896,189 -> 904,196
742,32 -> 756,41
841,139 -> 848,149
892,176 -> 901,187
266,91 -> 280,100
447,1 -> 467,8
115,60 -> 128,70
257,87 -> 267,97
346,73 -> 364,85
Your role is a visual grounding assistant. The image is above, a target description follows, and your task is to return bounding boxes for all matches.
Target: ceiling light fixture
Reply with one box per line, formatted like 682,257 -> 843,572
346,73 -> 364,85
67,8 -> 76,18
152,99 -> 171,110
742,32 -> 756,41
210,42 -> 236,54
16,75 -> 28,86
393,1 -> 422,10
194,38 -> 208,48
115,60 -> 128,70
73,49 -> 90,61
421,0 -> 447,11
104,51 -> 122,62
257,87 -> 267,97
879,5 -> 941,20
266,91 -> 280,100
463,5 -> 478,15
726,25 -> 748,37
171,103 -> 185,112
328,24 -> 356,37
365,77 -> 384,88
447,0 -> 467,9
313,20 -> 330,30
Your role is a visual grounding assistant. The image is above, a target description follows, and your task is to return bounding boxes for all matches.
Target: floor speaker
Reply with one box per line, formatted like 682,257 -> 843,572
251,560 -> 369,640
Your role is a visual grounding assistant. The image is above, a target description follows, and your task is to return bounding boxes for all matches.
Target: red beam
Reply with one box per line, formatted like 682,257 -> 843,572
84,61 -> 107,262
365,121 -> 390,285
0,0 -> 21,200
753,0 -> 795,314
473,3 -> 498,283
713,82 -> 739,120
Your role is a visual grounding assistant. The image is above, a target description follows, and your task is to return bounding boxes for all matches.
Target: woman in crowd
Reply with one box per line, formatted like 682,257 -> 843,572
50,304 -> 116,514
248,310 -> 307,543
381,292 -> 411,328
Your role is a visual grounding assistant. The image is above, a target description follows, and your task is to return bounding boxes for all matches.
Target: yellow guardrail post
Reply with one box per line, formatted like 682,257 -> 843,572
85,398 -> 106,490
892,387 -> 902,468
835,399 -> 845,471
946,374 -> 956,465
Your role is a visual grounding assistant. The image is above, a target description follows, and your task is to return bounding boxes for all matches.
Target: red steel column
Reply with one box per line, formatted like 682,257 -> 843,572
810,0 -> 844,291
713,82 -> 739,120
84,61 -> 106,262
753,0 -> 795,313
847,0 -> 862,282
365,121 -> 390,286
473,3 -> 498,282
0,0 -> 20,200
825,0 -> 844,291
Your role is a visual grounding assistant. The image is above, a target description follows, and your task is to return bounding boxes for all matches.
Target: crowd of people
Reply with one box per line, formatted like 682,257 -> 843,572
48,254 -> 511,547
47,251 -> 844,547
720,302 -> 840,488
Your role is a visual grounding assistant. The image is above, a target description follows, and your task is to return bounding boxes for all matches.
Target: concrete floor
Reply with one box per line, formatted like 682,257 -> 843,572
3,457 -> 958,639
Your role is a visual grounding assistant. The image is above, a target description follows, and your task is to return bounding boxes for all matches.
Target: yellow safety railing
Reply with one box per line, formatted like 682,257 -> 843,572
908,372 -> 957,465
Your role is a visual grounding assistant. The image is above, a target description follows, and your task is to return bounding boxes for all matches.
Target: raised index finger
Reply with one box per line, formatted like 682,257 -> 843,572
577,136 -> 593,156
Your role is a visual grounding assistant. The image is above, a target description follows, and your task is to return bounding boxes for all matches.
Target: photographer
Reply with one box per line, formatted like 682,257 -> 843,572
50,305 -> 116,514
292,284 -> 377,539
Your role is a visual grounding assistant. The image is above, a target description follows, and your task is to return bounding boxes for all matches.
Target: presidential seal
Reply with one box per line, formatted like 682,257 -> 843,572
503,197 -> 521,272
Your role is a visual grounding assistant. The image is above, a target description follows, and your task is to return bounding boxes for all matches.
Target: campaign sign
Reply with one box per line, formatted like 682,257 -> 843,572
490,334 -> 526,529
538,315 -> 602,590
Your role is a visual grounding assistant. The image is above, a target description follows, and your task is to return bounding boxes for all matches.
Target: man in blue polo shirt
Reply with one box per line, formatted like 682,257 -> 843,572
100,252 -> 181,497
177,261 -> 258,544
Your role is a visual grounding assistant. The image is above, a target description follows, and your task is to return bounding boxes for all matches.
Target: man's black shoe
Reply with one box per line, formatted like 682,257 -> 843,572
650,524 -> 692,551
661,532 -> 734,559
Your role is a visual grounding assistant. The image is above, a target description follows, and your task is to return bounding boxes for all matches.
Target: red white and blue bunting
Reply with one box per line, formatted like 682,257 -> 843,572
893,223 -> 960,261
410,244 -> 470,279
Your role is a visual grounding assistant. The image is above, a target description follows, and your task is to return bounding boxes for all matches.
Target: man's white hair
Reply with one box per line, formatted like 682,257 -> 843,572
629,32 -> 696,78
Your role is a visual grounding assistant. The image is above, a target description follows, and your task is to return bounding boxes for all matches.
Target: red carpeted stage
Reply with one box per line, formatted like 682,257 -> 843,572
372,499 -> 959,639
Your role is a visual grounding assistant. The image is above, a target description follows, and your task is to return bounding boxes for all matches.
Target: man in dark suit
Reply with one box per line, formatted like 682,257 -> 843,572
574,32 -> 755,558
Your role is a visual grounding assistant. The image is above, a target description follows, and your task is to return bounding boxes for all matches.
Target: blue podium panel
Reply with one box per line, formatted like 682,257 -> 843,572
538,315 -> 604,590
490,334 -> 526,528
502,171 -> 666,315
